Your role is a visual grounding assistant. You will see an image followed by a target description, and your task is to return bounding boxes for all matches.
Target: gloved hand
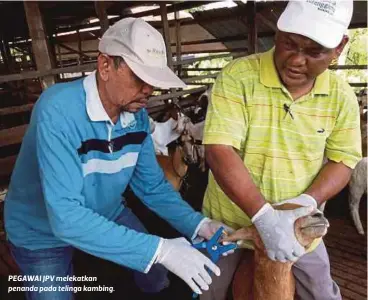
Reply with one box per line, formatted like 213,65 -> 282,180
274,194 -> 318,209
197,218 -> 235,256
155,237 -> 220,295
252,203 -> 314,263
197,218 -> 234,240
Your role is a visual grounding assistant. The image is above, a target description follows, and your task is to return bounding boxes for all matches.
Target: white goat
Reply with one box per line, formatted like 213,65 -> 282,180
349,157 -> 367,235
149,114 -> 189,156
348,91 -> 367,234
185,121 -> 206,171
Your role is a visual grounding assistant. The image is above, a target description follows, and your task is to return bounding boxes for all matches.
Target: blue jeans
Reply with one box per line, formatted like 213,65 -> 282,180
8,207 -> 169,300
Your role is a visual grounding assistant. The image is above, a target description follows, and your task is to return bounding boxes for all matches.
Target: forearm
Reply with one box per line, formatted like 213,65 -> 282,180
130,135 -> 204,238
45,198 -> 161,273
206,144 -> 266,217
132,178 -> 204,238
305,160 -> 353,205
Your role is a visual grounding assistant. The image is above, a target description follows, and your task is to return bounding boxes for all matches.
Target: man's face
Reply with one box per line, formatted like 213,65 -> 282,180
99,55 -> 154,113
274,31 -> 345,90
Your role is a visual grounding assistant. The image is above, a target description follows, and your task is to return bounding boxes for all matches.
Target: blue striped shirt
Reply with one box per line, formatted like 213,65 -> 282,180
5,72 -> 203,273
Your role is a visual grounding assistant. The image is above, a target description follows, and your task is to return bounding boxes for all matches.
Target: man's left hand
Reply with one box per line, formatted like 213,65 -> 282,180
197,218 -> 234,240
197,218 -> 235,256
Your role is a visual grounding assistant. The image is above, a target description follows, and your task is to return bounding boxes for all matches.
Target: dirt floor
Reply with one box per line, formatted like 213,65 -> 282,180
323,188 -> 367,300
0,166 -> 367,300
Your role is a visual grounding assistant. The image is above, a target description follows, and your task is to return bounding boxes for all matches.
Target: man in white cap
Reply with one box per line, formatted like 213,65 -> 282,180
5,18 -> 234,299
200,1 -> 361,299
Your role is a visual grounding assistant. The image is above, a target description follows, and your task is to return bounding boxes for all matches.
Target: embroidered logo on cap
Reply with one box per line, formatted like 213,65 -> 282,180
306,0 -> 336,15
147,48 -> 165,57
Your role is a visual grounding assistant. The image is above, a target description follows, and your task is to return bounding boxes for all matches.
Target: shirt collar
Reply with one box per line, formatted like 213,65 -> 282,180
260,47 -> 330,95
313,69 -> 330,95
260,47 -> 282,88
83,71 -> 136,128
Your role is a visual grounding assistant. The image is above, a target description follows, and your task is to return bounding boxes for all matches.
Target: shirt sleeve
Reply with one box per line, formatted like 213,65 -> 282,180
36,117 -> 161,273
129,131 -> 204,239
203,67 -> 248,150
325,89 -> 362,169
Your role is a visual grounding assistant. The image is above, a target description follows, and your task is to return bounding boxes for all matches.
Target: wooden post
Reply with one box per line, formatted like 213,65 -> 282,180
160,3 -> 177,102
0,40 -> 11,72
57,44 -> 63,79
255,12 -> 277,32
94,1 -> 109,36
175,10 -> 182,78
47,23 -> 58,70
0,35 -> 15,73
23,1 -> 56,89
76,31 -> 82,64
77,29 -> 85,76
247,1 -> 258,54
160,3 -> 174,70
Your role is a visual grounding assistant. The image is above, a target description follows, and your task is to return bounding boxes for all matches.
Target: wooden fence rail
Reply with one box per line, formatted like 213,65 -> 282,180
0,125 -> 28,148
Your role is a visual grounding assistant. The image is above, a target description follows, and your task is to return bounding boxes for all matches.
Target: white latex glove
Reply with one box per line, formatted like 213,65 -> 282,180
155,237 -> 220,295
197,218 -> 236,256
197,218 -> 234,240
252,203 -> 314,263
274,194 -> 318,209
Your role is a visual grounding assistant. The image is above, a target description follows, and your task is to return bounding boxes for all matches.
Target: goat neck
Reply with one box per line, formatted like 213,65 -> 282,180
225,203 -> 329,300
156,146 -> 188,191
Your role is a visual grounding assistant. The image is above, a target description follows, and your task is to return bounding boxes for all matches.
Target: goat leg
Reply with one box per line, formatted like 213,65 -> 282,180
349,192 -> 364,235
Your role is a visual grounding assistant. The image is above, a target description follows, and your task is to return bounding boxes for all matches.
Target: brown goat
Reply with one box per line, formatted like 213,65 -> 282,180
156,145 -> 188,191
223,203 -> 329,300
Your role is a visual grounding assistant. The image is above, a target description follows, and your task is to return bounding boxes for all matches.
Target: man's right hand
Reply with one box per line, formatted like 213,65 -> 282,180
155,237 -> 220,295
251,203 -> 314,263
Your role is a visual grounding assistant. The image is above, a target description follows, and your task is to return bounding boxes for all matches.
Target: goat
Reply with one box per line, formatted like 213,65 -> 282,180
150,109 -> 191,191
182,121 -> 206,172
151,118 -> 182,155
155,129 -> 203,191
223,203 -> 329,300
156,144 -> 188,191
150,105 -> 206,190
347,91 -> 367,234
349,157 -> 367,235
150,112 -> 190,156
184,87 -> 212,171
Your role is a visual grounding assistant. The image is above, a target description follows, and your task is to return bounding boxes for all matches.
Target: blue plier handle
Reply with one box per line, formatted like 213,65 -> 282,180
192,226 -> 237,298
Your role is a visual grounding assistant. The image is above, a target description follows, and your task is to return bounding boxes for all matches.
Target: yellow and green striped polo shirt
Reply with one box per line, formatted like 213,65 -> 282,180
202,48 -> 362,246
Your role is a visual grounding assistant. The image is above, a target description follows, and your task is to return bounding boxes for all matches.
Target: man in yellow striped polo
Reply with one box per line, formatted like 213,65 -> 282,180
200,1 -> 361,300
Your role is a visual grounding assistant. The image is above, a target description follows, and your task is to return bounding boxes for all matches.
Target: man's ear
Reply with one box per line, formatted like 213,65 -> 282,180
335,35 -> 349,57
97,54 -> 110,81
274,30 -> 280,43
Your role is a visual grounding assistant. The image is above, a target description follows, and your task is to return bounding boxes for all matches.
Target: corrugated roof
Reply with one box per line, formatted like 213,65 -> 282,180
191,1 -> 367,53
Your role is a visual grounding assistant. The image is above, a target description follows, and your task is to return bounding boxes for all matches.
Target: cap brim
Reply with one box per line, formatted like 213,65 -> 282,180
124,58 -> 186,90
277,13 -> 345,49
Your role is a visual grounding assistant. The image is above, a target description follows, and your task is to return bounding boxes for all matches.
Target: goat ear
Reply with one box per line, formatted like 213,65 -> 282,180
222,227 -> 255,243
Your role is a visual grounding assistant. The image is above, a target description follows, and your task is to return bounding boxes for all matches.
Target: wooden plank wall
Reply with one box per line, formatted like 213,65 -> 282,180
0,109 -> 31,186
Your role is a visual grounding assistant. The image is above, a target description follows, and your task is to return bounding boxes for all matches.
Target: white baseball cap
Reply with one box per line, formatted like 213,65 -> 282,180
99,18 -> 186,89
277,0 -> 353,49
